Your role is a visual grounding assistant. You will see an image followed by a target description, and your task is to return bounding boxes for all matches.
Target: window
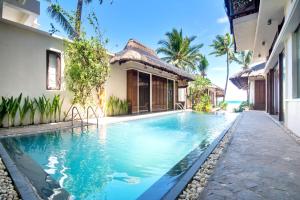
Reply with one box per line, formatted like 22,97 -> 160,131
178,88 -> 186,102
296,26 -> 300,97
46,50 -> 61,90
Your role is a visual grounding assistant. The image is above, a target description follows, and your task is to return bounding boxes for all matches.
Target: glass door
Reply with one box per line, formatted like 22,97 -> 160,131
139,72 -> 150,112
168,80 -> 174,110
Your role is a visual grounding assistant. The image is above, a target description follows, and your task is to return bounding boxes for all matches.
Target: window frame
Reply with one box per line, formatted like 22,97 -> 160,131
46,50 -> 61,90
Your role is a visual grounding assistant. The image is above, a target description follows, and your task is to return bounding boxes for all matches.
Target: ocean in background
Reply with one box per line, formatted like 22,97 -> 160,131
225,100 -> 243,112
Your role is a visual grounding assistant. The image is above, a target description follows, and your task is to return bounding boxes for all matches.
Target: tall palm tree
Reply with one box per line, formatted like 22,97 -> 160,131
47,0 -> 105,38
210,33 -> 234,101
234,50 -> 253,70
157,28 -> 203,72
197,55 -> 209,77
233,50 -> 253,102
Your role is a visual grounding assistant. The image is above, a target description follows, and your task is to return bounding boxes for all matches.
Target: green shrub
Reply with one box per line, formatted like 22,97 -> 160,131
218,101 -> 228,110
106,96 -> 128,116
194,94 -> 212,112
19,96 -> 30,126
234,101 -> 250,113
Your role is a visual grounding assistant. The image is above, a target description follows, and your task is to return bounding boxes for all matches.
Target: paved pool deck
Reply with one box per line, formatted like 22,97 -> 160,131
199,111 -> 300,200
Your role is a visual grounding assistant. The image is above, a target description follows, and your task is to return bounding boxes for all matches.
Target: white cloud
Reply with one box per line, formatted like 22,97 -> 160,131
217,16 -> 229,24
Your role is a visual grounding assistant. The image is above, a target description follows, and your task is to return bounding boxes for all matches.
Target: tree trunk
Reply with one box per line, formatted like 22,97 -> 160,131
224,52 -> 229,101
75,0 -> 83,34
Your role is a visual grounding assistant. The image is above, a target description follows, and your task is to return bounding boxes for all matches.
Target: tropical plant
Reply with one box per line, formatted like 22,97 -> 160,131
233,50 -> 253,101
196,55 -> 209,77
106,96 -> 128,116
194,94 -> 212,112
7,94 -> 22,127
35,96 -> 49,124
188,76 -> 211,106
58,97 -> 64,122
218,101 -> 228,110
51,94 -> 61,122
28,99 -> 36,125
234,101 -> 250,112
45,98 -> 53,123
47,0 -> 108,38
210,33 -> 235,100
233,50 -> 253,70
65,36 -> 110,107
157,28 -> 203,72
0,98 -> 8,128
19,96 -> 30,126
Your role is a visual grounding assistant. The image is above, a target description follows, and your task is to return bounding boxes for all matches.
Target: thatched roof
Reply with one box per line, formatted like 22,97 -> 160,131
110,39 -> 195,81
209,84 -> 225,97
230,62 -> 265,90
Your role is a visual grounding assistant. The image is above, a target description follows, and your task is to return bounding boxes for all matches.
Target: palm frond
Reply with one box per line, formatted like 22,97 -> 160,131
47,4 -> 77,38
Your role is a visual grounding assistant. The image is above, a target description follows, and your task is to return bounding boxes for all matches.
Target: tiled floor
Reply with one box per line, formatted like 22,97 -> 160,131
199,111 -> 300,200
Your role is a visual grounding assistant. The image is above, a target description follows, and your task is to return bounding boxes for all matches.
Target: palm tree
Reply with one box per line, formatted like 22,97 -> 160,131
234,50 -> 253,70
157,28 -> 203,72
196,55 -> 209,77
47,0 -> 105,38
233,50 -> 253,102
210,33 -> 234,101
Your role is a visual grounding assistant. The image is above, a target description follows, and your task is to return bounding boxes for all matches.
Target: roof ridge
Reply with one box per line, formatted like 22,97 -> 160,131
125,39 -> 157,56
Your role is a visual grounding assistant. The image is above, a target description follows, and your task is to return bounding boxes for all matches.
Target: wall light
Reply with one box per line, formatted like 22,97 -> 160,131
267,19 -> 272,25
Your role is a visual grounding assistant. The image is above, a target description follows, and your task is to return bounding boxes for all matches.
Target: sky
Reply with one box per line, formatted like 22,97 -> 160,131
39,0 -> 246,101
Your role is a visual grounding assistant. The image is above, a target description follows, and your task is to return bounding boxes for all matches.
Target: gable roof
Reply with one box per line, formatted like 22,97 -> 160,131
230,62 -> 265,89
110,39 -> 195,81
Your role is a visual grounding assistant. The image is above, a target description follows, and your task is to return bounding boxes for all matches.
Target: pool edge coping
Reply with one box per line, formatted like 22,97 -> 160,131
0,142 -> 40,200
138,113 -> 242,200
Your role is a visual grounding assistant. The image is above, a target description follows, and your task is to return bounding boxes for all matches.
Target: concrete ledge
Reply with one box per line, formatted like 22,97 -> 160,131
138,113 -> 242,200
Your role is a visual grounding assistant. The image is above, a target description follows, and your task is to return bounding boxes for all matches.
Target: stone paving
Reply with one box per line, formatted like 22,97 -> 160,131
199,111 -> 300,200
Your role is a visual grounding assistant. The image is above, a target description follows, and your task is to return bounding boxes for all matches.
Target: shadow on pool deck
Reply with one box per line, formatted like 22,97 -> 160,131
199,111 -> 300,200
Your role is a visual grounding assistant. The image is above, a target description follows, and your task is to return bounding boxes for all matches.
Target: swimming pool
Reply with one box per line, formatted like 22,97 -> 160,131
2,111 -> 237,200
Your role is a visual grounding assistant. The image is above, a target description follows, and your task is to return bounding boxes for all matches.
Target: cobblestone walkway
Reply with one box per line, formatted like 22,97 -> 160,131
199,111 -> 300,200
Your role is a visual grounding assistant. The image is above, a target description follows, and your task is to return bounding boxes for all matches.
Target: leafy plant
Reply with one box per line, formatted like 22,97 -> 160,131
58,97 -> 64,122
45,97 -> 53,123
19,96 -> 30,126
51,95 -> 60,122
234,101 -> 250,113
35,96 -> 49,124
188,76 -> 211,106
65,36 -> 110,107
219,101 -> 228,110
7,94 -> 22,127
0,97 -> 8,128
28,99 -> 36,125
106,96 -> 128,116
194,94 -> 212,113
210,33 -> 235,100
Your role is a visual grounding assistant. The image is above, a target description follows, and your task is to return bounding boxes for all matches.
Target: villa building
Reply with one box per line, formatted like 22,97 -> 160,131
230,62 -> 265,110
0,0 -> 202,124
225,0 -> 300,136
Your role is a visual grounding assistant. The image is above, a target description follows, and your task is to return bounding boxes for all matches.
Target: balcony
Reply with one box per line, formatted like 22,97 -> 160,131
225,0 -> 260,19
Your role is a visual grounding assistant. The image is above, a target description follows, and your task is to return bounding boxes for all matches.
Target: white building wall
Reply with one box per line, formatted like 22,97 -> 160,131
104,63 -> 127,101
284,33 -> 300,136
249,80 -> 255,104
0,20 -> 71,125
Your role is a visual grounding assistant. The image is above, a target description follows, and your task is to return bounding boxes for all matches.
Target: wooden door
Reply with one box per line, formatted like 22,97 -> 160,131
127,70 -> 138,113
254,80 -> 266,110
168,80 -> 174,110
139,72 -> 150,112
152,75 -> 167,112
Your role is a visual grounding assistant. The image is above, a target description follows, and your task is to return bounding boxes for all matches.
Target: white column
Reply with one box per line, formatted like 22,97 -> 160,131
173,80 -> 175,110
150,73 -> 152,112
137,71 -> 139,113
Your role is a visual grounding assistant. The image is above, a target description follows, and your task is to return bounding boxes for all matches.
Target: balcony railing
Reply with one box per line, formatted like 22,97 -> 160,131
225,0 -> 260,19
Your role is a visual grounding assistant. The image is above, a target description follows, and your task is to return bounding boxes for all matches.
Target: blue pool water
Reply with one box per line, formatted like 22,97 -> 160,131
10,112 -> 236,199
